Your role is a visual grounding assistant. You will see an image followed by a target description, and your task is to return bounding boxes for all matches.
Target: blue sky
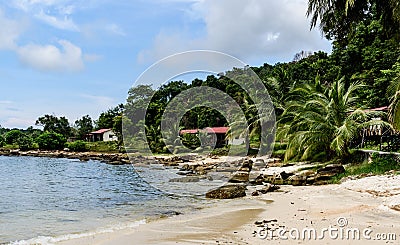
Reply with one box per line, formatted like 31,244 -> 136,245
0,0 -> 331,129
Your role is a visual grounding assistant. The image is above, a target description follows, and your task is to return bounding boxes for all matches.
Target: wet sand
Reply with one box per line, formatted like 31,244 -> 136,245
57,175 -> 400,245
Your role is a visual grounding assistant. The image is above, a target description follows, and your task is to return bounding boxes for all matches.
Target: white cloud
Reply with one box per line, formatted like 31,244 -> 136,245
105,23 -> 126,36
11,0 -> 80,31
35,9 -> 79,31
139,0 -> 331,64
56,4 -> 75,15
1,117 -> 35,129
12,0 -> 61,12
0,10 -> 24,50
0,101 -> 13,105
17,40 -> 84,72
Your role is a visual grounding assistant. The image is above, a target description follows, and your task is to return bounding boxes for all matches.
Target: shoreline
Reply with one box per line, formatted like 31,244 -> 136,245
0,149 -> 132,165
55,175 -> 400,244
4,152 -> 400,244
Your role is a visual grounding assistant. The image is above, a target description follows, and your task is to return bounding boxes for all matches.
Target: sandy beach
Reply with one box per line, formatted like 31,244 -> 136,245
56,174 -> 400,245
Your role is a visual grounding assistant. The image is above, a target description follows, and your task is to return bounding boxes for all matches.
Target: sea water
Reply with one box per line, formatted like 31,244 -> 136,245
0,156 -> 213,244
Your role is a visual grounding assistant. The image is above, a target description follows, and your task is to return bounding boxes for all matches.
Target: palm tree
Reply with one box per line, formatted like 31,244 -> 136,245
386,62 -> 400,131
279,77 -> 388,162
307,0 -> 400,41
226,87 -> 276,156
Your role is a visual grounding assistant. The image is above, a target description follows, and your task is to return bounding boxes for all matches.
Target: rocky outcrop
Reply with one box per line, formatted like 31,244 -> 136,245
253,158 -> 266,169
251,183 -> 280,196
205,184 -> 247,199
229,171 -> 250,183
255,164 -> 345,186
317,164 -> 345,176
169,176 -> 200,182
0,149 -> 131,165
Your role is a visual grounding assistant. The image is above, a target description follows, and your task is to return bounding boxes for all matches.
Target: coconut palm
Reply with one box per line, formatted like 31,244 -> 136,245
278,77 -> 388,162
307,0 -> 400,41
226,86 -> 276,157
386,62 -> 400,130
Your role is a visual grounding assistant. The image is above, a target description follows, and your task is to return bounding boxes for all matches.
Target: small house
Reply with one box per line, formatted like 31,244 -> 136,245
179,127 -> 246,147
180,127 -> 229,147
86,129 -> 118,142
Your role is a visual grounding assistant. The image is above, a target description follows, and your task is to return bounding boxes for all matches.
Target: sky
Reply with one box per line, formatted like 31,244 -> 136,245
0,0 -> 331,129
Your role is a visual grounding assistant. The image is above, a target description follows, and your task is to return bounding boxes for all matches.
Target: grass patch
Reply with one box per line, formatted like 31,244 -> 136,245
210,146 -> 229,156
330,154 -> 400,183
86,141 -> 120,153
2,144 -> 20,150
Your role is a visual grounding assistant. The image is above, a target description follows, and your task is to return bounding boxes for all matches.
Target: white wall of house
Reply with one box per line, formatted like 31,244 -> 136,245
103,130 -> 118,142
228,137 -> 246,145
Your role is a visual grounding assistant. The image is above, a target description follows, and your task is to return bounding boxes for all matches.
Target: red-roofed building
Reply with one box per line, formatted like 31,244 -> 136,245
179,127 -> 231,147
86,129 -> 118,142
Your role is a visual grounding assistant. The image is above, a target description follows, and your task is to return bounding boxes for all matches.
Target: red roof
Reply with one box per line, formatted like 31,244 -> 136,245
180,127 -> 229,135
91,129 -> 112,134
180,129 -> 199,134
203,127 -> 229,134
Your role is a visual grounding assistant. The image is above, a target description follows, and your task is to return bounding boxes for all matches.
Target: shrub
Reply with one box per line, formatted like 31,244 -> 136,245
181,133 -> 200,149
86,141 -> 119,152
330,154 -> 400,183
0,135 -> 4,147
210,146 -> 229,156
67,140 -> 87,152
17,135 -> 34,150
5,130 -> 23,144
36,132 -> 66,150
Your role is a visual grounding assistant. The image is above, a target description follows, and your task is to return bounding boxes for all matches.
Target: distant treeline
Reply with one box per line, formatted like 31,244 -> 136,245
2,0 -> 400,161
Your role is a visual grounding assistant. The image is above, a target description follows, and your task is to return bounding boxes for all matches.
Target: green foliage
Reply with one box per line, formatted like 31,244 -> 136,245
86,141 -> 119,153
331,154 -> 400,183
181,133 -> 201,149
307,0 -> 400,44
210,146 -> 230,156
0,135 -> 4,147
36,115 -> 72,137
24,126 -> 43,141
36,132 -> 66,150
2,4 -> 394,157
273,142 -> 288,151
17,134 -> 34,150
74,115 -> 93,139
278,77 -> 389,162
386,61 -> 400,131
67,140 -> 87,152
333,20 -> 400,108
5,130 -> 24,145
96,104 -> 124,130
112,115 -> 123,143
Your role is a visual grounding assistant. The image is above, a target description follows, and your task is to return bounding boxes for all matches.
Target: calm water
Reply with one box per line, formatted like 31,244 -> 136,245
0,156 -> 211,244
